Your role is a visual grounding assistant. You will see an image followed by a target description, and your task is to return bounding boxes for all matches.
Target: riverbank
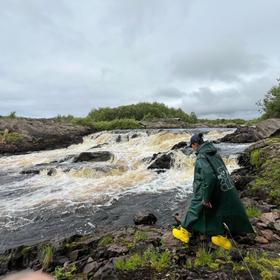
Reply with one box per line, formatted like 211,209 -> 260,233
1,135 -> 280,279
0,118 -> 95,155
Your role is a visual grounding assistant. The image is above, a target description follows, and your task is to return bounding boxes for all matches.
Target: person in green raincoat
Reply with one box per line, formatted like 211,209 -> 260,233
173,133 -> 254,249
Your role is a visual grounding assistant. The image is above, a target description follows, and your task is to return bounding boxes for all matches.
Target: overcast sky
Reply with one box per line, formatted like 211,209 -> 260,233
0,0 -> 279,119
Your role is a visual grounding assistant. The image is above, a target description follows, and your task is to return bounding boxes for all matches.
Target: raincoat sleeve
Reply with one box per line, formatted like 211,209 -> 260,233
197,155 -> 217,202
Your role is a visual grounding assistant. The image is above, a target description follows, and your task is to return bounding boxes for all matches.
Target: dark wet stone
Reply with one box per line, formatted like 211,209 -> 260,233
74,151 -> 113,162
83,257 -> 102,274
171,141 -> 188,150
93,261 -> 117,280
47,168 -> 57,176
133,213 -> 157,225
148,153 -> 174,170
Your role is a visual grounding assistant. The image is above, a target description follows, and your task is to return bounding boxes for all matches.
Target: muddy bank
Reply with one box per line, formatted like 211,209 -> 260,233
0,118 -> 94,155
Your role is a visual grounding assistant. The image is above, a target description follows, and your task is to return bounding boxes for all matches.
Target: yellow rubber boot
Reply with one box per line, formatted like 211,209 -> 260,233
172,226 -> 190,243
211,235 -> 232,250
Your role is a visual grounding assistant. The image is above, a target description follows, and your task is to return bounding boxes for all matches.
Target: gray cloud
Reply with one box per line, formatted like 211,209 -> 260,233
171,45 -> 268,82
0,0 -> 280,118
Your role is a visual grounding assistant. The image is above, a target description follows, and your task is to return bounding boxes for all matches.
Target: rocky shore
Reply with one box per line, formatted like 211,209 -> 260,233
1,121 -> 280,279
0,118 -> 95,155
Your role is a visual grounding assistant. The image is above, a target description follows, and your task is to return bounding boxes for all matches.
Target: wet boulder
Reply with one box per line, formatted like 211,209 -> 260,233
220,126 -> 258,143
133,213 -> 157,225
220,118 -> 280,143
74,151 -> 114,162
147,152 -> 174,170
171,141 -> 189,150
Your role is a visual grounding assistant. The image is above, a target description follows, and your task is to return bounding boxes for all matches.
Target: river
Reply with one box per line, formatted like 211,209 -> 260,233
0,128 -> 249,252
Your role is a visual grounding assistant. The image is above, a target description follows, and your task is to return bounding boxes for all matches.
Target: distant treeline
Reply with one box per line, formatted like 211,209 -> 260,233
87,102 -> 197,123
69,102 -> 197,130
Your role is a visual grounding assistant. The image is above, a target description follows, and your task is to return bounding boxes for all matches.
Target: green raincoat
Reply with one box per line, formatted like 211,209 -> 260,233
182,142 -> 253,236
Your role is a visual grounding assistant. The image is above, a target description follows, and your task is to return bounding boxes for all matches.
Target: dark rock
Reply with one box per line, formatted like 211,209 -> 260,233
116,135 -> 122,143
74,151 -> 113,162
231,173 -> 252,191
106,245 -> 128,257
47,168 -> 57,176
130,134 -> 139,139
90,143 -> 109,149
133,213 -> 157,225
220,118 -> 280,143
220,126 -> 258,143
171,141 -> 188,150
55,256 -> 69,266
83,257 -> 101,274
93,261 -> 117,280
148,153 -> 174,170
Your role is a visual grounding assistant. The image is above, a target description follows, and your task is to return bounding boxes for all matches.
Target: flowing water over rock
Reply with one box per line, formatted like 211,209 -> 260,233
0,128 -> 249,252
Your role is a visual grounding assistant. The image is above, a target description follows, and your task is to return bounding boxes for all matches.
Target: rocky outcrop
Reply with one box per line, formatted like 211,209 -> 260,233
147,152 -> 175,172
74,151 -> 114,162
220,118 -> 280,143
1,221 -> 279,279
133,213 -> 157,225
0,118 -> 95,154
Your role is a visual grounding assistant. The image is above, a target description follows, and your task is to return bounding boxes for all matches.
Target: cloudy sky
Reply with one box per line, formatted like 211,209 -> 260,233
0,0 -> 279,119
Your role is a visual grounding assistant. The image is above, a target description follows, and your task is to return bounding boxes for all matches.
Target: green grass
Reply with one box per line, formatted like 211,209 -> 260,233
250,149 -> 261,168
54,263 -> 77,280
245,206 -> 262,218
21,246 -> 32,256
242,252 -> 280,280
193,247 -> 219,269
42,245 -> 55,270
98,234 -> 114,247
115,247 -> 171,272
184,246 -> 280,279
134,230 -> 148,243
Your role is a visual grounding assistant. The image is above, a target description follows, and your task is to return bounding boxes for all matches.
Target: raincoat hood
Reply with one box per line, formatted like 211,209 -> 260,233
196,141 -> 217,156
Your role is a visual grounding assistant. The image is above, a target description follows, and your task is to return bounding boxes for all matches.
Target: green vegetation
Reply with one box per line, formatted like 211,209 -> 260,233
242,252 -> 280,280
0,131 -> 23,144
198,118 -> 247,126
245,206 -> 262,219
185,247 -> 280,279
98,234 -> 114,247
191,247 -> 219,269
115,253 -> 145,271
54,263 -> 77,280
88,102 -> 193,123
134,230 -> 148,243
114,247 -> 171,272
21,246 -> 32,256
258,79 -> 280,119
250,149 -> 261,168
92,119 -> 140,130
42,244 -> 55,270
123,230 -> 149,249
249,138 -> 280,206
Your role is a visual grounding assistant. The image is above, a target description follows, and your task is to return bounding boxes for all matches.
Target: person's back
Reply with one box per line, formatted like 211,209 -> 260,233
173,134 -> 253,249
